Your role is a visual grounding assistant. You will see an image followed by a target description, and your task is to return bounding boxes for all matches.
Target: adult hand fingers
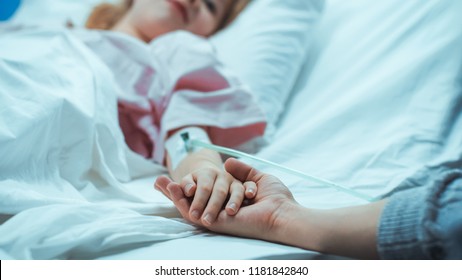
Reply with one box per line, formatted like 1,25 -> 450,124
166,182 -> 193,221
224,158 -> 264,183
154,175 -> 174,200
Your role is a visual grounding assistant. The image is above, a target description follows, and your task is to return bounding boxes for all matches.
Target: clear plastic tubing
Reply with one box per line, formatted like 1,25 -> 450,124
183,134 -> 375,202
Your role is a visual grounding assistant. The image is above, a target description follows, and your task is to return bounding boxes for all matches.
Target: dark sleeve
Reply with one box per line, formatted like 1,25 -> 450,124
377,169 -> 462,259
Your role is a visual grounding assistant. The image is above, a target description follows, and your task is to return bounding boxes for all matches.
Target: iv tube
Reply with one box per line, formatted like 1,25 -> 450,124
181,133 -> 375,202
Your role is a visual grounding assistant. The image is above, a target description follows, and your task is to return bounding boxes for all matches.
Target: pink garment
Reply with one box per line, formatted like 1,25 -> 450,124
76,30 -> 267,163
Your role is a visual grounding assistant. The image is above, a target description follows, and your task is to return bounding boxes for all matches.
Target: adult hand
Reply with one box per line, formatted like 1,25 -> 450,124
158,158 -> 299,243
158,158 -> 387,259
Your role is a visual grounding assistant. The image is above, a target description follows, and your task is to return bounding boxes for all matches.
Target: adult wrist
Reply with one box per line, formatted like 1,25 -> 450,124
271,202 -> 324,251
272,202 -> 365,255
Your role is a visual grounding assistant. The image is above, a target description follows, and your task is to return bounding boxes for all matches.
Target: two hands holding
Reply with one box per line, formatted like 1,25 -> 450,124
155,154 -> 385,259
155,157 -> 298,246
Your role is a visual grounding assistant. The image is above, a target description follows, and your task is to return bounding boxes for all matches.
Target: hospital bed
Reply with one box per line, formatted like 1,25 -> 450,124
0,0 -> 461,260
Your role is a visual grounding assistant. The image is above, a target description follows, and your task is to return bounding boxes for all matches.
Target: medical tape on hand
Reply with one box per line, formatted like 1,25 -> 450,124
164,127 -> 211,170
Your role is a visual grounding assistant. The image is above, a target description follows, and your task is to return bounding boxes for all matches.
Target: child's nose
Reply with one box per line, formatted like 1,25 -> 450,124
186,0 -> 201,18
190,0 -> 201,9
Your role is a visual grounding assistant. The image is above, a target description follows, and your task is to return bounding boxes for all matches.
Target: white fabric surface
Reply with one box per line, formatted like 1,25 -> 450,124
0,28 -> 196,259
1,0 -> 461,260
211,0 -> 325,136
255,0 -> 462,203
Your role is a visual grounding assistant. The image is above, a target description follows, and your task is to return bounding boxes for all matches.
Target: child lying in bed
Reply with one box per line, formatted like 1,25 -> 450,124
82,0 -> 264,225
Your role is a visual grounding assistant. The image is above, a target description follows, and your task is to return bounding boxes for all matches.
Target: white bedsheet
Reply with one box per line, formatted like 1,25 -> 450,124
1,0 -> 461,260
0,28 -> 196,259
265,1 -> 462,210
260,0 -> 462,201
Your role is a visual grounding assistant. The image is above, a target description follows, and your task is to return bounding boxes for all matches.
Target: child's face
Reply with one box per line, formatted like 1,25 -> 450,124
129,0 -> 232,41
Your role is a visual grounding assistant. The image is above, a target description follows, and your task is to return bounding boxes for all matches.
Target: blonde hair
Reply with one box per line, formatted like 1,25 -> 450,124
85,0 -> 133,30
85,0 -> 251,32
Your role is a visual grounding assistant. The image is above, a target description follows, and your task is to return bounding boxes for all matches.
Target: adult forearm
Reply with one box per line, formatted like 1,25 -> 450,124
275,200 -> 387,259
314,200 -> 386,259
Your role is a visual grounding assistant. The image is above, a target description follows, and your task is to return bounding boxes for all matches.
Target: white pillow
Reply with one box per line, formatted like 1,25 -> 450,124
211,0 -> 325,136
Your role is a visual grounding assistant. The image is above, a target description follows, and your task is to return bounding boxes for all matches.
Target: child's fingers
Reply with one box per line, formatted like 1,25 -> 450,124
166,182 -> 192,221
189,172 -> 216,222
244,181 -> 257,199
180,174 -> 197,197
225,180 -> 245,216
201,175 -> 231,226
154,175 -> 174,200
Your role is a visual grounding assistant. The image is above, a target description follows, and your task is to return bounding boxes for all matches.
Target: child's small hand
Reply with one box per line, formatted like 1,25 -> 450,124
155,166 -> 257,226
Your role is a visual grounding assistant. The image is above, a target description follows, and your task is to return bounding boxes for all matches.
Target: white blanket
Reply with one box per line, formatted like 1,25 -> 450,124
1,0 -> 461,260
0,28 -> 195,259
256,0 -> 462,204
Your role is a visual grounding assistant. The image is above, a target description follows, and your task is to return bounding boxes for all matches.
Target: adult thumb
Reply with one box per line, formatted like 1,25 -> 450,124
224,158 -> 263,182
